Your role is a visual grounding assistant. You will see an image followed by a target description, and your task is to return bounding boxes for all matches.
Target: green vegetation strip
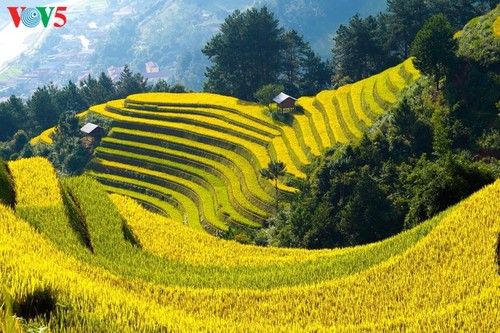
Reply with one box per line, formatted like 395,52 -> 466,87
89,171 -> 200,230
99,180 -> 185,222
109,127 -> 278,202
16,173 -> 441,290
100,137 -> 268,219
95,146 -> 261,228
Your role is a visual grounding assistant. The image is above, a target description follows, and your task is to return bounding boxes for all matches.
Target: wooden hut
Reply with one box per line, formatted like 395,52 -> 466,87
80,123 -> 104,139
273,92 -> 297,113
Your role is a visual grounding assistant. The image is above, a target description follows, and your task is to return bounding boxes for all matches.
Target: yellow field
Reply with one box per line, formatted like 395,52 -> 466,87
0,158 -> 498,332
494,16 -> 500,36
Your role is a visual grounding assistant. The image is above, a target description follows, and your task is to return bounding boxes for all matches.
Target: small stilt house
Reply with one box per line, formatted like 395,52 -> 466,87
273,92 -> 297,113
81,123 -> 104,138
80,123 -> 105,149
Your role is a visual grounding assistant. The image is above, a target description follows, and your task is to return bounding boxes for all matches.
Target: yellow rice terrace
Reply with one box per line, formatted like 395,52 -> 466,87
0,156 -> 499,332
30,59 -> 419,235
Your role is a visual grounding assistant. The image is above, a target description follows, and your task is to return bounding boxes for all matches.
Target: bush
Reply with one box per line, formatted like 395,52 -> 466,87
0,160 -> 15,207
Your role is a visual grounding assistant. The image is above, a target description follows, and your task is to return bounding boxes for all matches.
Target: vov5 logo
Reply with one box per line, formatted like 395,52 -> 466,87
7,6 -> 67,28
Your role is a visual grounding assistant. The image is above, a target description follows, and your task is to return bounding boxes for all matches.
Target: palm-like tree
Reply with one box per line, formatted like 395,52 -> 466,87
260,160 -> 287,213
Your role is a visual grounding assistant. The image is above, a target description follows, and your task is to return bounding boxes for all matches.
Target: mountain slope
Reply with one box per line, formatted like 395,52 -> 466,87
74,58 -> 419,234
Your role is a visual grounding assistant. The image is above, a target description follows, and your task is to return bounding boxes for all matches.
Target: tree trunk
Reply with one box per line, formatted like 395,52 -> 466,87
275,178 -> 279,213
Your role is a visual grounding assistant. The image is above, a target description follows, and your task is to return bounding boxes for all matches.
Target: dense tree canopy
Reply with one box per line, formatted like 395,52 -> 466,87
331,0 -> 497,85
202,7 -> 284,101
203,7 -> 331,100
411,14 -> 457,90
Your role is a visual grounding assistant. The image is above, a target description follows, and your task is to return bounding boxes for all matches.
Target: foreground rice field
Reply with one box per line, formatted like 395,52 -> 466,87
0,157 -> 498,332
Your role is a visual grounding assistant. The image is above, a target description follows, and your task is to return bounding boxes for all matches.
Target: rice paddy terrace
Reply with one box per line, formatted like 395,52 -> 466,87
0,156 -> 499,332
76,58 -> 420,234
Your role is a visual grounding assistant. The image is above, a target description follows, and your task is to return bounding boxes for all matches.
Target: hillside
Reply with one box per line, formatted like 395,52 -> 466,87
28,58 -> 419,235
0,156 -> 498,331
0,0 -> 384,98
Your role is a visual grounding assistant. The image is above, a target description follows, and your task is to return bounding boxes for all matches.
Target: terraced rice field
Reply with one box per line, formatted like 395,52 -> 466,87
33,58 -> 420,234
0,157 -> 498,332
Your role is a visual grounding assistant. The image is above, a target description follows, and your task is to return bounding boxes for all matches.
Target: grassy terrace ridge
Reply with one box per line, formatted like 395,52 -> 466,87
106,128 -> 276,207
91,157 -> 231,232
90,171 -> 203,230
98,137 -> 268,220
94,145 -> 264,228
102,184 -> 185,223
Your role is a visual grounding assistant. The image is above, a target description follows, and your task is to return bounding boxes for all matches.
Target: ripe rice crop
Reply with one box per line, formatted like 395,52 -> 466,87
293,114 -> 322,156
100,136 -> 268,219
8,157 -> 62,207
296,96 -> 332,148
108,127 -> 275,206
0,172 -> 497,331
316,90 -> 349,143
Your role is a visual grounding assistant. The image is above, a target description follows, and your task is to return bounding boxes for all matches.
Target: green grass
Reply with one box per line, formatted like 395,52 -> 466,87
99,137 -> 268,220
95,146 -> 262,229
107,127 -> 277,203
100,184 -> 185,223
89,171 -> 200,230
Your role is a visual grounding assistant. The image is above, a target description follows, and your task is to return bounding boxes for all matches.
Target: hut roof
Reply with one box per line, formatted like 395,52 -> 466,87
273,92 -> 296,104
80,123 -> 102,134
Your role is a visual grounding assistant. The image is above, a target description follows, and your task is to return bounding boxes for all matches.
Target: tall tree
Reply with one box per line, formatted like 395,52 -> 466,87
79,73 -> 116,106
260,160 -> 287,213
115,65 -> 148,98
27,85 -> 62,132
202,7 -> 284,101
298,50 -> 332,96
282,29 -> 308,96
386,0 -> 430,59
411,14 -> 457,90
427,0 -> 496,30
282,30 -> 331,96
57,81 -> 88,114
332,14 -> 387,85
